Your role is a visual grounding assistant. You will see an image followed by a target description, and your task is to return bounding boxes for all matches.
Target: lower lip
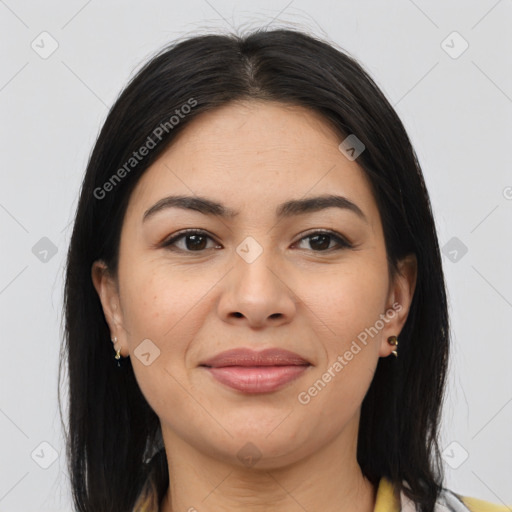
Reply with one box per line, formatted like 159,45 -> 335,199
203,365 -> 310,393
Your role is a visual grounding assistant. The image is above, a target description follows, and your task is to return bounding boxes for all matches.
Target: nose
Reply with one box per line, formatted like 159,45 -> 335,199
217,247 -> 297,329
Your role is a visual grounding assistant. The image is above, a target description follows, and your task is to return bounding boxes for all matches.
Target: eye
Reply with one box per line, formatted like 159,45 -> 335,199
293,230 -> 353,252
161,229 -> 220,252
161,229 -> 353,253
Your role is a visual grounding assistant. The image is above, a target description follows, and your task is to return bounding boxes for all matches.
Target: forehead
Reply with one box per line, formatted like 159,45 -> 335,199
161,100 -> 346,166
126,100 -> 378,223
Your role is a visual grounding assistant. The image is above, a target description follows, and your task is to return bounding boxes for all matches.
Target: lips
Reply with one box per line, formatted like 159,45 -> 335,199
199,348 -> 310,368
200,348 -> 311,394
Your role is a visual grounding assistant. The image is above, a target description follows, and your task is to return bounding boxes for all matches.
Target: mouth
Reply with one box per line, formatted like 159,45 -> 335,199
199,348 -> 312,394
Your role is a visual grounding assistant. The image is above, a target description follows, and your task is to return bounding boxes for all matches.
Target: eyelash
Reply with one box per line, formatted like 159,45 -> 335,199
161,228 -> 353,253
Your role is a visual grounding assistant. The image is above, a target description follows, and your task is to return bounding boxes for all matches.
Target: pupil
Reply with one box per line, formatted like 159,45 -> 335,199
187,235 -> 206,250
310,234 -> 330,251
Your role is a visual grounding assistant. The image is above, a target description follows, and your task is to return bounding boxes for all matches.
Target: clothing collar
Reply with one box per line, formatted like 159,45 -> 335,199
374,478 -> 472,512
132,467 -> 472,512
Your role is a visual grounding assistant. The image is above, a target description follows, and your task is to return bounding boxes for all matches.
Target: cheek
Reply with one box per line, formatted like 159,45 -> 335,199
300,262 -> 389,342
295,260 -> 387,405
296,271 -> 385,426
119,259 -> 201,337
119,266 -> 208,416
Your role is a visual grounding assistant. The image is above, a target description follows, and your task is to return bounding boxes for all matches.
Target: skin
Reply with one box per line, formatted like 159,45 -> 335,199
92,100 -> 417,512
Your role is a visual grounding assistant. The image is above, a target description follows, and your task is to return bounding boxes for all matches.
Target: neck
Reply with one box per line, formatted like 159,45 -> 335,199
159,420 -> 376,512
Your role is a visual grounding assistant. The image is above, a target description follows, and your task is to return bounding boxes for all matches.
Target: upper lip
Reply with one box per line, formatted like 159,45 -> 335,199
200,348 -> 311,368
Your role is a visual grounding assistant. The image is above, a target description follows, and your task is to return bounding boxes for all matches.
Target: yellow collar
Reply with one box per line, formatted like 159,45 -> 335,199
374,477 -> 401,512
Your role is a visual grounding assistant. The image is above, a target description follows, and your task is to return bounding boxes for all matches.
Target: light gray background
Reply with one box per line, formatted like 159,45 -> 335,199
1,1 -> 511,510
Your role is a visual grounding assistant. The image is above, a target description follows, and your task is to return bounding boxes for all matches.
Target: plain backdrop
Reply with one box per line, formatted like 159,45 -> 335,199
0,1 -> 511,510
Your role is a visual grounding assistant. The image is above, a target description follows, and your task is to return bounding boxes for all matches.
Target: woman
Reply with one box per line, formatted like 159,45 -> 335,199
59,28 -> 507,512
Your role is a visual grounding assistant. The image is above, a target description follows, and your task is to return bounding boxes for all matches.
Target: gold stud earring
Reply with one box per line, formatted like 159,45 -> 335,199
387,335 -> 398,357
112,337 -> 122,363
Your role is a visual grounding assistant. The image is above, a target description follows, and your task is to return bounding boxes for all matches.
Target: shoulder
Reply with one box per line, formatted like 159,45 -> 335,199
375,477 -> 510,512
426,486 -> 509,512
454,493 -> 511,512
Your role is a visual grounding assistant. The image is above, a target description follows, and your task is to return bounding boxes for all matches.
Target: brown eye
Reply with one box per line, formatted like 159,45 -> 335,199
162,230 -> 219,252
294,230 -> 352,252
161,229 -> 352,254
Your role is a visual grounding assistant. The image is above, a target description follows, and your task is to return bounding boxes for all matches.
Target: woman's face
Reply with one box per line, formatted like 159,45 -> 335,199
93,100 -> 416,469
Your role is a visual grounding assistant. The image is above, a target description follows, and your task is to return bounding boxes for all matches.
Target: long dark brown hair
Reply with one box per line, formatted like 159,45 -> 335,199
59,27 -> 449,512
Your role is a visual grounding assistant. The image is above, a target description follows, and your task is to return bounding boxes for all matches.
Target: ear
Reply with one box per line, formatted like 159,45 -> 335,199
378,253 -> 417,357
91,260 -> 129,357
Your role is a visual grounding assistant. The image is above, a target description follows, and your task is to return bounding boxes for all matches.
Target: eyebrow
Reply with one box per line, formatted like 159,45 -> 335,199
142,194 -> 368,224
